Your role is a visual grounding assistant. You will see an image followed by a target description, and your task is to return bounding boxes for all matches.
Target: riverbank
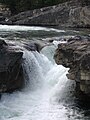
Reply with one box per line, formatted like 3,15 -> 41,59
0,0 -> 90,28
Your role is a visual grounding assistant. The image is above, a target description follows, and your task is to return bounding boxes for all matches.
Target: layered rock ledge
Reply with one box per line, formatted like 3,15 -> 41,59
54,36 -> 90,94
1,0 -> 90,28
0,40 -> 24,93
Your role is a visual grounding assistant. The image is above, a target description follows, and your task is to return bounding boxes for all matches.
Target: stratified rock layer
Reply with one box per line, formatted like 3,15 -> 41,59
0,40 -> 24,93
2,0 -> 90,28
54,36 -> 90,94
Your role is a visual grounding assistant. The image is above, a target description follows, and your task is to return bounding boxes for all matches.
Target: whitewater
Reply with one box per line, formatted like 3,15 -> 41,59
0,25 -> 88,120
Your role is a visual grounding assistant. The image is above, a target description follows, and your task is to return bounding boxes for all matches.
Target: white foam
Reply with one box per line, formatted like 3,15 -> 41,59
0,49 -> 82,120
0,25 -> 65,32
0,27 -> 83,120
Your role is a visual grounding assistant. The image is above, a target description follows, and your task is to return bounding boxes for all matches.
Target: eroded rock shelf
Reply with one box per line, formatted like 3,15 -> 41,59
54,36 -> 90,94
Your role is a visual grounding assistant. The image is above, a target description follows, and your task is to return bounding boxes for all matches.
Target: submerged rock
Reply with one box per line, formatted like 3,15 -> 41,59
54,36 -> 90,95
0,39 -> 24,93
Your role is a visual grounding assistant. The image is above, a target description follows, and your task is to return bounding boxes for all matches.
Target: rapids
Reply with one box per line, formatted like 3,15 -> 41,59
0,25 -> 90,120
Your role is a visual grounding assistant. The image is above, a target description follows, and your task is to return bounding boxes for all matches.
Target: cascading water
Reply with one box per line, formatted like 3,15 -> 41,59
0,47 -> 83,120
0,25 -> 89,120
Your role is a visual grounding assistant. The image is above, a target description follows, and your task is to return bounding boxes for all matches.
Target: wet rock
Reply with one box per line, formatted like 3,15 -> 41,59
23,42 -> 43,52
23,40 -> 50,52
54,36 -> 90,95
0,39 -> 24,93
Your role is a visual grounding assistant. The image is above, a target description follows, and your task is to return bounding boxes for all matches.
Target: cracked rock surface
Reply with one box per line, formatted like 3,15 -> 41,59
54,36 -> 90,94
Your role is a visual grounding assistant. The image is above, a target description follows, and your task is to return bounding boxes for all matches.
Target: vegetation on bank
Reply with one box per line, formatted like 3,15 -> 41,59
0,0 -> 89,14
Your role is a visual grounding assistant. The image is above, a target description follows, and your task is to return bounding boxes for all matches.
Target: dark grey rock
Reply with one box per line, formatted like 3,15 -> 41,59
0,40 -> 24,93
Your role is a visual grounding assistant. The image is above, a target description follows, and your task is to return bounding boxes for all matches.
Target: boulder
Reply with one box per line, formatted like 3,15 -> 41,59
0,39 -> 24,93
54,36 -> 90,94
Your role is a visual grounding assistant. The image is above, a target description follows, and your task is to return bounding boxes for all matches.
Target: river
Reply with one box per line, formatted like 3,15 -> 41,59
0,25 -> 90,120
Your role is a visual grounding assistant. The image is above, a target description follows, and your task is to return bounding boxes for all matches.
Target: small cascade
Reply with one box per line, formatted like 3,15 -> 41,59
0,47 -> 73,120
0,25 -> 86,120
22,48 -> 69,93
22,50 -> 53,90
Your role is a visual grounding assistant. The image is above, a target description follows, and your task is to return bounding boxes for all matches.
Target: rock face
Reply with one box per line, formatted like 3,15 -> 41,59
54,36 -> 90,94
69,6 -> 90,27
0,39 -> 24,93
2,0 -> 90,28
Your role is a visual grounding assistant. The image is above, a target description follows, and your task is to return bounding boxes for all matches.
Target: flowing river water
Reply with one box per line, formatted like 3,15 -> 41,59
0,25 -> 90,120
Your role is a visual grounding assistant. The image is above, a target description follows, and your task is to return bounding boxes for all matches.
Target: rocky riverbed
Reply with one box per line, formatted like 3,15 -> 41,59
1,34 -> 90,96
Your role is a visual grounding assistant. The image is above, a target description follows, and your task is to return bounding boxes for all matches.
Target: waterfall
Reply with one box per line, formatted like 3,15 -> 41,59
0,25 -> 85,120
22,50 -> 53,90
0,47 -> 72,120
22,48 -> 69,92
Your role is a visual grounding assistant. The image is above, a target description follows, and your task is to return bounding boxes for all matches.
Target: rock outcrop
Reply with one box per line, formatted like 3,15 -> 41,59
69,6 -> 90,28
0,39 -> 24,93
54,36 -> 90,94
2,0 -> 90,28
